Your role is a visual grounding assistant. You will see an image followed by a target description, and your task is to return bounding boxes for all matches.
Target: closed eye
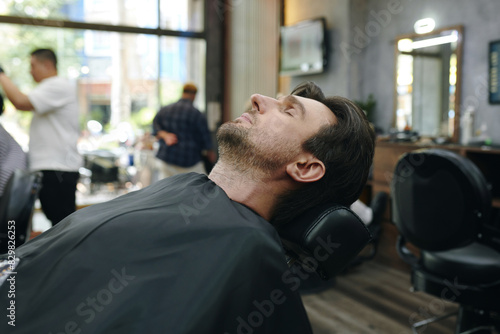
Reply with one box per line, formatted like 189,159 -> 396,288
284,106 -> 295,116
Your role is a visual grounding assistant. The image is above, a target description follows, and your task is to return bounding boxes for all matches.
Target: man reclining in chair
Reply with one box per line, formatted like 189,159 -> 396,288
0,82 -> 375,334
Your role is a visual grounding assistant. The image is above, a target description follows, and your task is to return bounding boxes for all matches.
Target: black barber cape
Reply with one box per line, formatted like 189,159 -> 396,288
0,173 -> 313,334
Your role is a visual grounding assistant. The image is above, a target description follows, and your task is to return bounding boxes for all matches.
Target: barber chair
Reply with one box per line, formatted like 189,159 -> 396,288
82,150 -> 120,193
0,169 -> 42,254
391,148 -> 500,333
277,203 -> 372,286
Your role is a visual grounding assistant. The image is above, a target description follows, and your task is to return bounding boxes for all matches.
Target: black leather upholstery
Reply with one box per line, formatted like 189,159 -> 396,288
392,149 -> 491,251
392,148 -> 500,333
0,169 -> 42,254
277,203 -> 372,280
421,243 -> 500,285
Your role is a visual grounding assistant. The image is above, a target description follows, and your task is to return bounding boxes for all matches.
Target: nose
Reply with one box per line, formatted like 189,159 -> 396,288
250,94 -> 274,114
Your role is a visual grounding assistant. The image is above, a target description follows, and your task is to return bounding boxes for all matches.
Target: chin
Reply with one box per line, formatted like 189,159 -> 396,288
217,122 -> 247,146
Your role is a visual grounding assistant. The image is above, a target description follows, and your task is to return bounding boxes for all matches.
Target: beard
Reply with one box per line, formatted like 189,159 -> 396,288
216,120 -> 299,174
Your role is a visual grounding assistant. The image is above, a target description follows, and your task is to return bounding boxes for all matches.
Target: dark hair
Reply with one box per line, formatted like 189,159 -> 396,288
31,49 -> 57,68
271,81 -> 375,226
0,94 -> 4,116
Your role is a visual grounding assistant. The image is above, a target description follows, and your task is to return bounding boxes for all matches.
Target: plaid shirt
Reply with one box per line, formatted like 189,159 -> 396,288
152,99 -> 212,168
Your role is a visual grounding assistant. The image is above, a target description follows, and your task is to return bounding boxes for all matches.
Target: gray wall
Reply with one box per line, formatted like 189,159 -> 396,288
349,0 -> 500,141
284,0 -> 500,142
226,0 -> 280,121
284,0 -> 351,97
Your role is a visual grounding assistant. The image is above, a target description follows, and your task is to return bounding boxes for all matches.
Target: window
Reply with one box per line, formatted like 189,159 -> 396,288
0,0 -> 206,151
1,0 -> 204,31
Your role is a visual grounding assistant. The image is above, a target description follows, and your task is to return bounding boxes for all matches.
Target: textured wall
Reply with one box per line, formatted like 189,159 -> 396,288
283,0 -> 500,143
226,0 -> 280,121
283,0 -> 351,97
350,0 -> 500,142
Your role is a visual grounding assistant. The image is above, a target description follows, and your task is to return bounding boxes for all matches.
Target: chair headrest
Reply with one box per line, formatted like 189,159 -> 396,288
0,169 -> 41,222
276,203 -> 372,280
0,169 -> 42,253
391,148 -> 491,251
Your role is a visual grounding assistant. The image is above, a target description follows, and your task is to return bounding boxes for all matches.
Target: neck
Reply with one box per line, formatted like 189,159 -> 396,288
208,161 -> 291,221
40,71 -> 57,81
181,93 -> 194,101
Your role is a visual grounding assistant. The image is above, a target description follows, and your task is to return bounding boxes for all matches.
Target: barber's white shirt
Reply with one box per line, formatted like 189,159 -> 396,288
28,76 -> 82,172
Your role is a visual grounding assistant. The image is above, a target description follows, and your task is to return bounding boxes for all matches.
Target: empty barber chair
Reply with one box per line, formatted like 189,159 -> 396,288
0,169 -> 42,254
277,203 -> 372,291
82,150 -> 120,193
392,148 -> 500,333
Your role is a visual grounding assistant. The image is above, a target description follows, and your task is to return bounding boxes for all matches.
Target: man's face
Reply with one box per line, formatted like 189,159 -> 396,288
217,93 -> 336,173
30,56 -> 46,83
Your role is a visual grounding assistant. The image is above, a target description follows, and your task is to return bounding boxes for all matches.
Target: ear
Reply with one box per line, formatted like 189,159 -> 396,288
286,154 -> 326,183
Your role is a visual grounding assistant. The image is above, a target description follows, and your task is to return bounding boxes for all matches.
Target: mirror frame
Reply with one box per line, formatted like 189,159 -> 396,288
393,25 -> 464,143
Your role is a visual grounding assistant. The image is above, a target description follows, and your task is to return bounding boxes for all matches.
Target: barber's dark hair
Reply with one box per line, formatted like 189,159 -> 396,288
31,48 -> 57,68
271,81 -> 375,226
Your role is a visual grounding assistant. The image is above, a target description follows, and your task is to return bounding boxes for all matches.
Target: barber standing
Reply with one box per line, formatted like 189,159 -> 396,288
153,83 -> 216,178
0,48 -> 82,226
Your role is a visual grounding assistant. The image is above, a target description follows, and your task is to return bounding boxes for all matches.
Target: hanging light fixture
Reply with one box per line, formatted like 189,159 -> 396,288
414,18 -> 436,34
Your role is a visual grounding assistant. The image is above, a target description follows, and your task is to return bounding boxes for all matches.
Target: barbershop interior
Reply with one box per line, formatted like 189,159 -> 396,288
1,0 -> 500,333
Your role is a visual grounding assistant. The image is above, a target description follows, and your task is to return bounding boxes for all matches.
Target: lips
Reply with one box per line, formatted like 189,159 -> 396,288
239,113 -> 252,124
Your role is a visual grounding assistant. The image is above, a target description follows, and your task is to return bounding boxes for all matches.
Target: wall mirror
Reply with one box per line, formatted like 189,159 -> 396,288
394,25 -> 463,142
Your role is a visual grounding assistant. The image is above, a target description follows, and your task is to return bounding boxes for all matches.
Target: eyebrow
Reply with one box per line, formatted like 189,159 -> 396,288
284,95 -> 305,119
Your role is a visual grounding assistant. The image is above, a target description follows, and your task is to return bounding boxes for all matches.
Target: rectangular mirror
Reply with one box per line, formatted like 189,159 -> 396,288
394,25 -> 463,142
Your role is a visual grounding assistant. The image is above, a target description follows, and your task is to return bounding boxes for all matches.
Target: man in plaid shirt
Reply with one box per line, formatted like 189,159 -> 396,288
153,83 -> 216,178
